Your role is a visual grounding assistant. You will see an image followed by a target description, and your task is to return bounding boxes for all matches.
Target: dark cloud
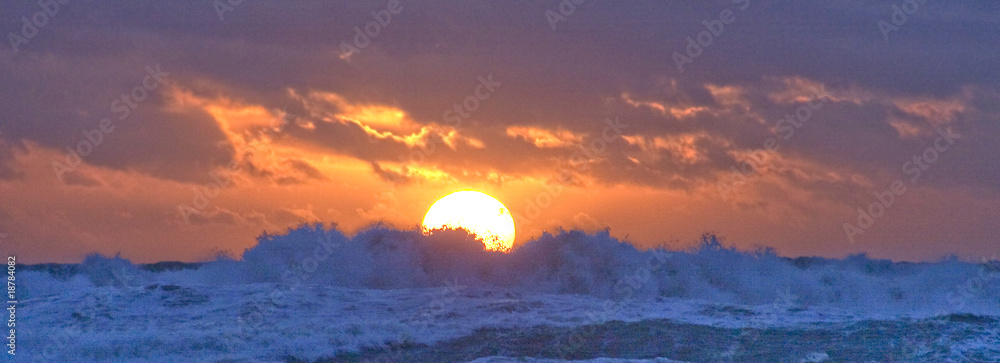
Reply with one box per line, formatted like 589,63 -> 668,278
0,138 -> 25,180
370,161 -> 410,184
287,159 -> 325,181
1,0 -> 999,262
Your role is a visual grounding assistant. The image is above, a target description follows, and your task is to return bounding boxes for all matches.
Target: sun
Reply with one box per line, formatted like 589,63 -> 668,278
422,190 -> 516,252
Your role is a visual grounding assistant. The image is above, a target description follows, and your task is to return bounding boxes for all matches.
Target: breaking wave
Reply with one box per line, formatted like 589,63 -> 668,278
21,223 -> 1000,316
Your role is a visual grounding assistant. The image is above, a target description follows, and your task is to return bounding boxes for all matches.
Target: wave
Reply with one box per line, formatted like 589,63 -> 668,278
20,223 -> 1000,316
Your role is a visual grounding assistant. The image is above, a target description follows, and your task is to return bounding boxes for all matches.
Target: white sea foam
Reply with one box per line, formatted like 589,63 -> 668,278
22,224 -> 1000,315
15,224 -> 1000,361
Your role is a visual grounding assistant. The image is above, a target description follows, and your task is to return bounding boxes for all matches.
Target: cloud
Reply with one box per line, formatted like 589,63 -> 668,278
370,161 -> 410,184
2,0 -> 999,262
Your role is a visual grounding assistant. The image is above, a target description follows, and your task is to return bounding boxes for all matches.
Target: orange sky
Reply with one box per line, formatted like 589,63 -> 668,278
2,77 -> 997,263
2,1 -> 999,263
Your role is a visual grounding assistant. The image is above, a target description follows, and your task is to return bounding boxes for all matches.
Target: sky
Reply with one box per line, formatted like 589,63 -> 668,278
1,0 -> 998,263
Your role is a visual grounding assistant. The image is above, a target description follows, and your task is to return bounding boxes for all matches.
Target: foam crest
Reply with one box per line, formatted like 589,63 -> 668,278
19,223 -> 1000,315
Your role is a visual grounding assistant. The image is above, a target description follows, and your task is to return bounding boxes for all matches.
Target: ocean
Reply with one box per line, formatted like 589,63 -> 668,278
11,224 -> 1000,362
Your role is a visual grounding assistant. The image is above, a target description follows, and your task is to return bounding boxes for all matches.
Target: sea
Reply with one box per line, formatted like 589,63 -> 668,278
10,224 -> 1000,362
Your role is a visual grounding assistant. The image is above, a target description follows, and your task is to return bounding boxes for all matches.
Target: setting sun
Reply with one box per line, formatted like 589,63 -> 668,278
422,190 -> 516,252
